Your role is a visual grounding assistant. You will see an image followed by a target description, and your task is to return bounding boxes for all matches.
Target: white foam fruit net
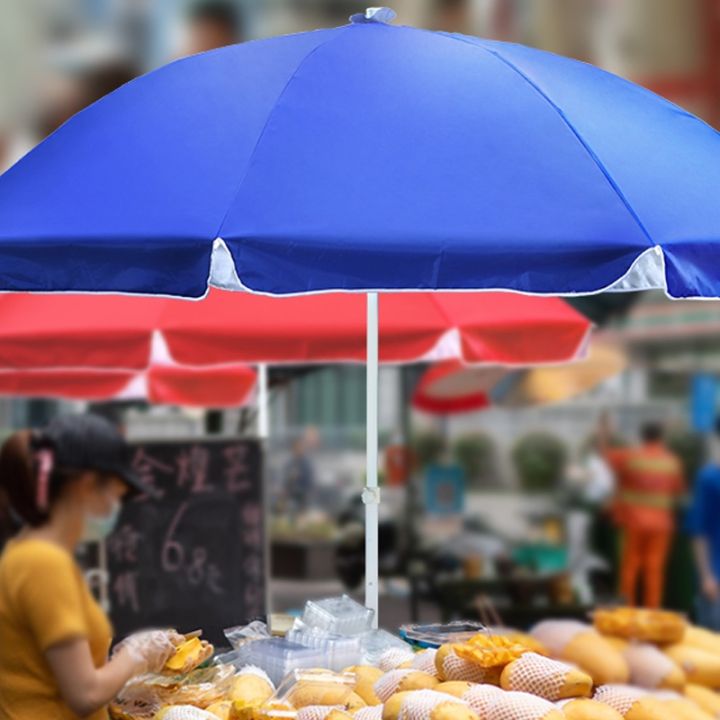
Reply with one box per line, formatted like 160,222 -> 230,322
502,652 -> 571,701
623,644 -> 676,689
487,690 -> 558,720
157,707 -> 218,720
593,685 -> 649,715
398,690 -> 467,720
374,669 -> 414,702
354,706 -> 384,720
412,650 -> 439,676
379,648 -> 416,672
441,650 -> 498,683
297,706 -> 343,720
462,684 -> 505,715
530,621 -> 590,657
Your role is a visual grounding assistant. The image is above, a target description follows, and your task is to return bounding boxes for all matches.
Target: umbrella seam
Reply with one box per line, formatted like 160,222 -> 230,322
214,24 -> 354,242
434,31 -> 656,250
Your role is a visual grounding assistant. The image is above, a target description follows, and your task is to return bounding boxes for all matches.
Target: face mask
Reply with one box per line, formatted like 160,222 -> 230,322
82,501 -> 121,543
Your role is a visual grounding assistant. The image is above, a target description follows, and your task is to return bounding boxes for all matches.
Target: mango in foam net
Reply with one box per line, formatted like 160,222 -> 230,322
383,689 -> 479,720
488,690 -> 564,720
558,699 -> 624,720
382,691 -> 414,720
343,668 -> 384,707
429,701 -> 479,720
374,670 -> 439,703
664,644 -> 720,688
593,608 -> 687,645
326,711 -> 354,720
683,627 -> 720,658
500,652 -> 593,701
622,643 -> 686,691
685,684 -> 720,716
564,635 -> 629,686
653,694 -> 714,720
435,682 -> 475,698
346,693 -> 368,712
354,681 -> 382,707
435,645 -> 502,685
593,686 -> 674,720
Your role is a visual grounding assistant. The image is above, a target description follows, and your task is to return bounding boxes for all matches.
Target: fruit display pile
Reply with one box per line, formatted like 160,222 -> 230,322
110,608 -> 720,720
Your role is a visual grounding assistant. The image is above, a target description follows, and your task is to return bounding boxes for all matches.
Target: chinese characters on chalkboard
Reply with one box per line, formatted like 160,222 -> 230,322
107,439 -> 264,645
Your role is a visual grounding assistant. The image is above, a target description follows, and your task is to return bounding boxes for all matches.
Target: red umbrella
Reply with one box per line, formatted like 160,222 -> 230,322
0,363 -> 257,408
0,289 -> 590,368
413,341 -> 626,415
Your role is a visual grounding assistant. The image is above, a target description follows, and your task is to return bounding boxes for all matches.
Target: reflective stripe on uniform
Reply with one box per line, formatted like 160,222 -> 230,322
618,490 -> 674,509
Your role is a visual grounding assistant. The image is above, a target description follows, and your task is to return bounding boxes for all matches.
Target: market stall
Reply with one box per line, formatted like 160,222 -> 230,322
107,601 -> 720,720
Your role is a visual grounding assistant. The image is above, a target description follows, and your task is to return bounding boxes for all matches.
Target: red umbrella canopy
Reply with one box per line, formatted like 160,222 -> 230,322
413,341 -> 626,415
0,364 -> 256,408
0,289 -> 590,368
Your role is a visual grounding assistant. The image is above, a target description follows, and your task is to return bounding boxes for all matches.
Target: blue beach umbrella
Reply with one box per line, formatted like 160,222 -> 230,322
1,7 -> 720,618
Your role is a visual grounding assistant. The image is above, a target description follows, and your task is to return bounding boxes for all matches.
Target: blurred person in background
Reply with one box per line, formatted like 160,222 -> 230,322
282,432 -> 317,520
598,413 -> 684,608
688,418 -> 720,630
0,414 -> 177,720
184,0 -> 243,56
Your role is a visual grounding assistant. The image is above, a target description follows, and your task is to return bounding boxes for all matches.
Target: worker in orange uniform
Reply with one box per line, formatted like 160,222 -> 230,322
598,414 -> 685,608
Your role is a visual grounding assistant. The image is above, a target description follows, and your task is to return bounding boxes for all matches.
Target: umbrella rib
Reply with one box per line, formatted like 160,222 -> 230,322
439,32 -> 656,250
214,25 -> 354,244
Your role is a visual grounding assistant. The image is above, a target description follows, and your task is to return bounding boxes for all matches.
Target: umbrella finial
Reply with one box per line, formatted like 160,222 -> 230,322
350,7 -> 397,24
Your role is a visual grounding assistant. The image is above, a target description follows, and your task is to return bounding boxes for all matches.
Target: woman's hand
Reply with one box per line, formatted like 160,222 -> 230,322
114,629 -> 177,675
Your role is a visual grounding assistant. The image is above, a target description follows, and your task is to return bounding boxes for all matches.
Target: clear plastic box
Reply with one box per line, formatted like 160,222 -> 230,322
359,629 -> 412,666
302,595 -> 374,636
399,621 -> 487,649
287,621 -> 362,671
243,638 -> 329,686
273,669 -> 356,708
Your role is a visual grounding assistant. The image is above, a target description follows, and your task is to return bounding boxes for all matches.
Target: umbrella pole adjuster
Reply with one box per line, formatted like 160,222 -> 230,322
362,487 -> 381,506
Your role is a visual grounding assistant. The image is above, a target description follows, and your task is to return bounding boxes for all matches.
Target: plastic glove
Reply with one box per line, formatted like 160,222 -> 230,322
114,629 -> 177,674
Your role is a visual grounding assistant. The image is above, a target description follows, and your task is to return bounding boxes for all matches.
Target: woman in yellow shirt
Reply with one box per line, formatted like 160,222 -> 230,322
0,414 -> 176,720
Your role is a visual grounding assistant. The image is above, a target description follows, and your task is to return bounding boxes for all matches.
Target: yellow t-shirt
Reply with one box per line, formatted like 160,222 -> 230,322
0,538 -> 112,720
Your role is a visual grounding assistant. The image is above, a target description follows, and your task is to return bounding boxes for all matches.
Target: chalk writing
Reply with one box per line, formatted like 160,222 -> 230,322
108,440 -> 263,645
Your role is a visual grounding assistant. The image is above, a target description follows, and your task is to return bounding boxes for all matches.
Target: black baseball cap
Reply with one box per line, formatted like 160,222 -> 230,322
42,414 -> 145,496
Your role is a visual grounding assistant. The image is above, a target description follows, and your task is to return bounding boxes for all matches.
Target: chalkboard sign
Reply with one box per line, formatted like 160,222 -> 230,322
107,439 -> 264,646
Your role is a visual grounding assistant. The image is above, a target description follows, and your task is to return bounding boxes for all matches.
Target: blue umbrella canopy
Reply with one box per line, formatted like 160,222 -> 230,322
0,7 -> 719,298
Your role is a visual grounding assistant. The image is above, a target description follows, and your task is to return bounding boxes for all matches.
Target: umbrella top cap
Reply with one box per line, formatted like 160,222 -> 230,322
350,7 -> 397,24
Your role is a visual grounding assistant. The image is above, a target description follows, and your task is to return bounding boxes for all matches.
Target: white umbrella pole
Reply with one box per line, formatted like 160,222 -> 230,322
258,363 -> 269,440
365,292 -> 380,624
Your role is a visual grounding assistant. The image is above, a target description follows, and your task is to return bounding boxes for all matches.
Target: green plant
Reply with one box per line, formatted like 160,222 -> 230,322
453,433 -> 497,488
412,430 -> 445,469
667,429 -> 707,488
512,432 -> 567,493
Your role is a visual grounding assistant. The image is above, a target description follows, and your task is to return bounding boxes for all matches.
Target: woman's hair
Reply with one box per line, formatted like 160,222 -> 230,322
0,414 -> 137,539
0,430 -> 67,529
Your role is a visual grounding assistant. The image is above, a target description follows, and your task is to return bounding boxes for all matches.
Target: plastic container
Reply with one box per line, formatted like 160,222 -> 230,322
273,669 -> 357,708
287,621 -> 362,671
399,621 -> 487,649
302,595 -> 374,636
244,638 -> 329,686
359,629 -> 412,666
